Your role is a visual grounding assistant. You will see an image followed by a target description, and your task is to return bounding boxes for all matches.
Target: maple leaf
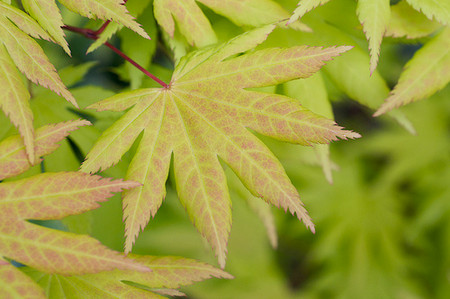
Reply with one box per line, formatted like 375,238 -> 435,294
25,255 -> 232,298
356,0 -> 390,74
0,119 -> 90,180
154,0 -> 309,48
405,0 -> 450,25
81,25 -> 360,267
0,2 -> 78,164
385,1 -> 442,39
374,28 -> 450,116
59,0 -> 150,39
21,0 -> 70,54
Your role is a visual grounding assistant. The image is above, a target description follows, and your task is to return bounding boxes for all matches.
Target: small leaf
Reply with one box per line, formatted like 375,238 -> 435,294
406,0 -> 450,25
153,0 -> 217,47
59,0 -> 150,39
0,15 -> 77,107
82,27 -> 359,267
356,0 -> 390,74
21,0 -> 70,54
0,119 -> 91,180
386,1 -> 442,39
0,172 -> 146,275
0,1 -> 52,41
0,44 -> 34,164
375,28 -> 450,116
288,0 -> 331,24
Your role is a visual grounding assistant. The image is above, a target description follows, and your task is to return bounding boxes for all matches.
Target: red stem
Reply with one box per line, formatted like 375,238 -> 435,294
62,20 -> 168,88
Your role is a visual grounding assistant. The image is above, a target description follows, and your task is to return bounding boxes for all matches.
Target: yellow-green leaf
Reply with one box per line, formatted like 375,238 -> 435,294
0,15 -> 77,107
154,0 -> 217,47
386,1 -> 442,39
0,44 -> 34,164
59,0 -> 150,39
81,26 -> 360,267
0,172 -> 146,275
27,255 -> 231,298
288,0 -> 331,24
406,0 -> 450,25
21,0 -> 70,54
0,119 -> 90,180
375,28 -> 450,116
356,0 -> 390,74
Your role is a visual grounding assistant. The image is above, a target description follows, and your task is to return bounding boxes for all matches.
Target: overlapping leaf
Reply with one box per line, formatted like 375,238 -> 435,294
375,28 -> 450,116
26,255 -> 232,298
0,2 -> 78,163
154,0 -> 309,48
289,0 -> 447,73
0,119 -> 90,180
81,25 -> 360,267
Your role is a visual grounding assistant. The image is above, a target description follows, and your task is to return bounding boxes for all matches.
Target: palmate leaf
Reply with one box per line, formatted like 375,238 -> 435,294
154,0 -> 309,48
374,28 -> 450,116
81,25 -> 360,267
0,171 -> 151,297
26,255 -> 232,298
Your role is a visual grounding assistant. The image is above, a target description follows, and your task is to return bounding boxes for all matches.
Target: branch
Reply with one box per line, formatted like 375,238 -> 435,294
62,20 -> 168,88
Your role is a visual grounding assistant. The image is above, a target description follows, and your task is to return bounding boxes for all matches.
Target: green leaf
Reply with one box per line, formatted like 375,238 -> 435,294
386,1 -> 442,39
154,0 -> 217,47
405,0 -> 450,25
0,1 -> 52,41
0,172 -> 146,275
26,255 -> 231,298
356,0 -> 390,74
0,13 -> 77,107
375,28 -> 450,116
86,0 -> 152,54
0,119 -> 90,180
288,0 -> 331,23
284,73 -> 335,183
0,44 -> 34,164
81,26 -> 360,267
21,0 -> 70,54
59,0 -> 150,39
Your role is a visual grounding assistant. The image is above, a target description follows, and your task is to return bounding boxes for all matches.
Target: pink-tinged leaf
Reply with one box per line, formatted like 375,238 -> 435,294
386,1 -> 442,39
0,1 -> 52,41
0,258 -> 46,299
21,0 -> 70,54
374,28 -> 450,116
154,0 -> 217,47
0,172 -> 147,275
59,0 -> 150,40
29,255 -> 231,298
288,0 -> 331,24
356,0 -> 390,74
0,44 -> 34,164
405,0 -> 450,25
0,119 -> 91,180
0,16 -> 77,107
83,27 -> 359,267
